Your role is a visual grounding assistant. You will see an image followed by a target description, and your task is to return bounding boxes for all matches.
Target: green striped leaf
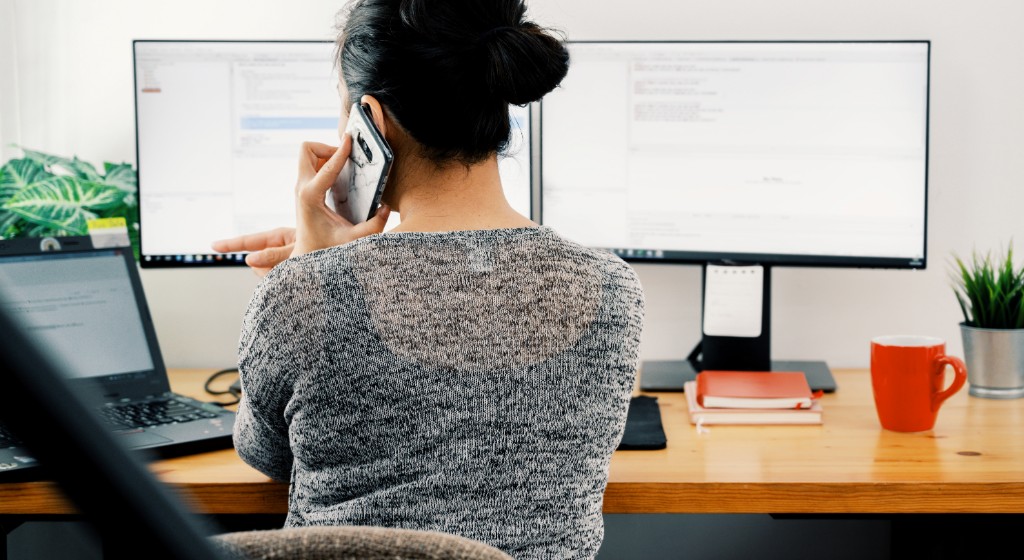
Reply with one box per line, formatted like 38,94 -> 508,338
3,176 -> 124,234
0,158 -> 47,200
25,223 -> 65,237
0,210 -> 24,238
101,162 -> 138,194
19,147 -> 102,181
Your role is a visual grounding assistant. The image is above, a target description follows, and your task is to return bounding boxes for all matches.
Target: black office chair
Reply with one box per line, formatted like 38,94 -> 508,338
0,285 -> 511,560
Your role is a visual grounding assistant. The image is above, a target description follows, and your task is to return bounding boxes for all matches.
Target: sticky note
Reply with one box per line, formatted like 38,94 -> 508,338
702,264 -> 763,338
87,217 -> 131,249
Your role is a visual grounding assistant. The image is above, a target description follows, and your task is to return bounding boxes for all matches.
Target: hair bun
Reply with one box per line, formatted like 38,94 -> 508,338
481,23 -> 569,106
339,0 -> 570,163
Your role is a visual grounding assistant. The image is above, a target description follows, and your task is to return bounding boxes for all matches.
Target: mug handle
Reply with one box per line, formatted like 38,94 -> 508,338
933,356 -> 968,410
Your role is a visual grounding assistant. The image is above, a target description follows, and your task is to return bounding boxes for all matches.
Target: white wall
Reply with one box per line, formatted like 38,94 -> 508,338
3,0 -> 1023,369
0,0 -> 18,161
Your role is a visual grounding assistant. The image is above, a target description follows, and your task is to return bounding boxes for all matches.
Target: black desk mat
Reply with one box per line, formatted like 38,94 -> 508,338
617,396 -> 667,450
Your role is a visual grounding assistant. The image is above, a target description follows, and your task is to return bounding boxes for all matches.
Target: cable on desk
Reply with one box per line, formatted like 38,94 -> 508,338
204,367 -> 241,406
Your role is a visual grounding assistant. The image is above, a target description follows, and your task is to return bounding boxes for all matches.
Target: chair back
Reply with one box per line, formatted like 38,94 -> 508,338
210,525 -> 514,560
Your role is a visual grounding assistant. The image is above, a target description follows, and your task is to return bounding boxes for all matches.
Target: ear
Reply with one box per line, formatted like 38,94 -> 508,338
360,95 -> 388,138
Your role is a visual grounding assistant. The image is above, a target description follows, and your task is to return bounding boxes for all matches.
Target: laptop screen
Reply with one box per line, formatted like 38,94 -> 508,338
0,249 -> 155,380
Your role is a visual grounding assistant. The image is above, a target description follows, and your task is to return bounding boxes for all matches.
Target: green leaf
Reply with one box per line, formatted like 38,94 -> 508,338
1017,292 -> 1024,329
70,157 -> 102,181
3,176 -> 124,234
951,242 -> 1024,329
954,289 -> 973,325
19,147 -> 102,181
25,223 -> 70,237
0,210 -> 24,239
128,220 -> 140,262
101,162 -> 138,194
0,158 -> 47,200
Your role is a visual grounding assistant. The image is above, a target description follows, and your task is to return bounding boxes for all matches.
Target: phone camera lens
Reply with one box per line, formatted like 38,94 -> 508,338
357,133 -> 373,163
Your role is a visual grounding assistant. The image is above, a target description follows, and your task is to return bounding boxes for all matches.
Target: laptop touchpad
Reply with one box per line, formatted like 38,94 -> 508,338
116,430 -> 173,449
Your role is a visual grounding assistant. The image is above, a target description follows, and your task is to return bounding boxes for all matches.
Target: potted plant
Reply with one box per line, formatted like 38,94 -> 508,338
0,146 -> 139,259
952,243 -> 1024,398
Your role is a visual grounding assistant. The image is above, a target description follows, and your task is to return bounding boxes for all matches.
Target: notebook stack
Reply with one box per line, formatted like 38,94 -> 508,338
684,370 -> 823,426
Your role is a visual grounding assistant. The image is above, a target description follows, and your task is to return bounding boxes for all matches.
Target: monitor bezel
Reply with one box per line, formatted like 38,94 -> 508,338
539,39 -> 931,270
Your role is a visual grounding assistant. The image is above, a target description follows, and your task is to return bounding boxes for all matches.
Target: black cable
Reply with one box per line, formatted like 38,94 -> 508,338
204,367 -> 241,406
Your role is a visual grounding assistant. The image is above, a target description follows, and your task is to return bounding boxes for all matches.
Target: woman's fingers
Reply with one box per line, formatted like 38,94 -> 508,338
349,204 -> 392,238
296,137 -> 351,188
245,243 -> 295,269
216,136 -> 373,267
212,227 -> 296,253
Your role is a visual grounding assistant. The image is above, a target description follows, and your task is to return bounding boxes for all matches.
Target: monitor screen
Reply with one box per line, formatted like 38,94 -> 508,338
134,40 -> 532,267
541,41 -> 930,268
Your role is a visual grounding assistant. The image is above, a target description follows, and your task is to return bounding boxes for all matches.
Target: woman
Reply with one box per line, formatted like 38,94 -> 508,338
213,0 -> 645,558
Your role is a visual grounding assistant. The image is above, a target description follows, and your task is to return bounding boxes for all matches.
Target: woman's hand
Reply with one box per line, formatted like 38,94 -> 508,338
212,137 -> 391,277
211,227 -> 296,277
291,138 -> 391,258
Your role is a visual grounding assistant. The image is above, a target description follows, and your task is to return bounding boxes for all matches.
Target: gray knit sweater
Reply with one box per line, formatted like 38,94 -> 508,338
234,225 -> 645,559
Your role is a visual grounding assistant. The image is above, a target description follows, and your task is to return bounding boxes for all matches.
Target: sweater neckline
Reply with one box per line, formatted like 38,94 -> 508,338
369,225 -> 554,241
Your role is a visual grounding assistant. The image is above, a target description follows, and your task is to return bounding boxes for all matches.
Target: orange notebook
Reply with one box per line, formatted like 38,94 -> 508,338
695,370 -> 816,409
684,381 -> 823,425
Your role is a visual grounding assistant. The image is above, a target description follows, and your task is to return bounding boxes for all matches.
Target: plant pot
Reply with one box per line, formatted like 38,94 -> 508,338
960,323 -> 1024,399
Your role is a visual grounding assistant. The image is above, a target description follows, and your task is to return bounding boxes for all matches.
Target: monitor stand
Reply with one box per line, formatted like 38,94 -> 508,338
639,356 -> 837,393
638,263 -> 838,393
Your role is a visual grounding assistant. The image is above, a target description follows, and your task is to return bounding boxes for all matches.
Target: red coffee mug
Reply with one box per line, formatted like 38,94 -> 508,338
870,336 -> 967,432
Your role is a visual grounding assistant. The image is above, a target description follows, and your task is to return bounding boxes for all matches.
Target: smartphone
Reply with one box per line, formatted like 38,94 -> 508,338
328,102 -> 394,224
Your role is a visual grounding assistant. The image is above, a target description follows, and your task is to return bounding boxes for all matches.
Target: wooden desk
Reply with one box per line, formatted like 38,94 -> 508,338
3,368 -> 1024,516
609,368 -> 1024,514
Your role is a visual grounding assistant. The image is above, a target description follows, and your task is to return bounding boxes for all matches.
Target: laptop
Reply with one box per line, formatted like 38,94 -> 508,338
0,236 -> 235,477
0,250 -> 226,559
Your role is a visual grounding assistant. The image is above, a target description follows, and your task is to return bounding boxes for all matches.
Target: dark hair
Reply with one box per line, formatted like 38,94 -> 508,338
337,0 -> 569,165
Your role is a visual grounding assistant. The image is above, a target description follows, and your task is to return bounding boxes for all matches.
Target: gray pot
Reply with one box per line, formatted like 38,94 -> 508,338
960,323 -> 1024,399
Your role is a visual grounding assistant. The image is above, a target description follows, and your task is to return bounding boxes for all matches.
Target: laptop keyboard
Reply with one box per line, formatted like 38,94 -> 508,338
0,397 -> 221,449
98,398 -> 220,430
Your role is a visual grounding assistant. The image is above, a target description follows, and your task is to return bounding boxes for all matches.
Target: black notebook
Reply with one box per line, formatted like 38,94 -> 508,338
617,396 -> 667,450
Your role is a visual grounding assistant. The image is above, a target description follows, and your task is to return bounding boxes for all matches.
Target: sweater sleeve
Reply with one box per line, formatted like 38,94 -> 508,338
233,258 -> 325,482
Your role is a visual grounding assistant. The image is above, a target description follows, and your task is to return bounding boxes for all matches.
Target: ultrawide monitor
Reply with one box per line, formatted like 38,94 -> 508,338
541,41 -> 930,269
134,40 -> 532,267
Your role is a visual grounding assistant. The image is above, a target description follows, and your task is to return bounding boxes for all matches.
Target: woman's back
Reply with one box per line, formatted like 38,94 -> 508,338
234,226 -> 644,558
219,3 -> 648,557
